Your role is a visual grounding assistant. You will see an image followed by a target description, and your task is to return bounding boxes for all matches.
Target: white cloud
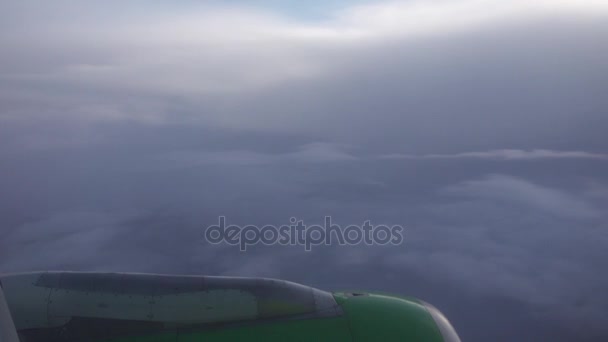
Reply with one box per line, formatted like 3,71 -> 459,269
444,174 -> 601,219
1,0 -> 607,151
381,149 -> 608,161
2,0 -> 607,99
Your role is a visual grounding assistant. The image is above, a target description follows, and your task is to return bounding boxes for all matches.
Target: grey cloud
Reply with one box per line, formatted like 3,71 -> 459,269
386,175 -> 608,338
0,211 -> 132,272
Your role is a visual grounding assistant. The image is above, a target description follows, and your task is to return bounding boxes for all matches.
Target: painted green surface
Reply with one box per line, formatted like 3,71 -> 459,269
257,299 -> 310,317
104,292 -> 444,342
106,316 -> 351,342
338,293 -> 445,342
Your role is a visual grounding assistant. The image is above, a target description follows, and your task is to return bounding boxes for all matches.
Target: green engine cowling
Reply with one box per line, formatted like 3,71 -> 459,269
335,292 -> 461,342
1,272 -> 460,342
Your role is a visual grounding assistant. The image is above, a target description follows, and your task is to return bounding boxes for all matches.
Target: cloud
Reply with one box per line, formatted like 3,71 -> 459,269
380,149 -> 608,161
384,174 -> 608,337
158,142 -> 357,166
444,174 -> 602,219
1,0 -> 607,157
1,0 -> 607,122
0,211 -> 131,272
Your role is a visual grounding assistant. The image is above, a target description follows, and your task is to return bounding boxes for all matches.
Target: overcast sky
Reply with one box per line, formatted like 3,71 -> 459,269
1,1 -> 607,341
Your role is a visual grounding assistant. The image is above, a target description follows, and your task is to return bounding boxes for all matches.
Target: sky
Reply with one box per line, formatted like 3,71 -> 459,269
1,0 -> 607,340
